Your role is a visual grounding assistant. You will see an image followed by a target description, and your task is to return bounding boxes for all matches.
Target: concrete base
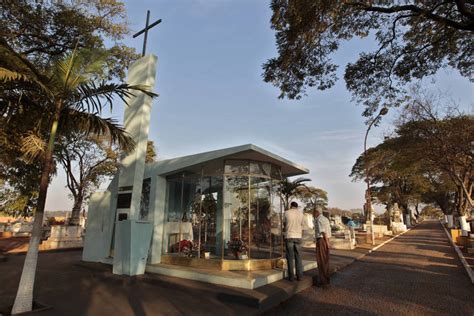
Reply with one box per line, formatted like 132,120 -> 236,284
113,220 -> 153,276
42,225 -> 83,250
391,222 -> 407,234
363,224 -> 389,237
146,260 -> 317,289
330,238 -> 355,250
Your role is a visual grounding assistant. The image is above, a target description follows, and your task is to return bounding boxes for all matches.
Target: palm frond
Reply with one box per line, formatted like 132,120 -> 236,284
60,108 -> 135,153
74,82 -> 158,114
20,133 -> 46,163
0,68 -> 52,97
0,68 -> 33,83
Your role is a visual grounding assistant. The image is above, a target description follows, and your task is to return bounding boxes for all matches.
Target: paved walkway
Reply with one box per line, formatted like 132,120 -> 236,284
267,220 -> 474,315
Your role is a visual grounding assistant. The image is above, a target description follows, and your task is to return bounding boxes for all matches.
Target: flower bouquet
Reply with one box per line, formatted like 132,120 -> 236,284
227,238 -> 248,259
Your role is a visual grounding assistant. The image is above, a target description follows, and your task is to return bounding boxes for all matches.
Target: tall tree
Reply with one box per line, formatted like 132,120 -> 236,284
263,1 -> 473,116
278,177 -> 311,210
57,134 -> 119,225
350,138 -> 430,216
397,103 -> 474,216
0,44 -> 156,314
351,101 -> 473,217
0,1 -> 140,221
0,0 -> 138,81
295,186 -> 328,212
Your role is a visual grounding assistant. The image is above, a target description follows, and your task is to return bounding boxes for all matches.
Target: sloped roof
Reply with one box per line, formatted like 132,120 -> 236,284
146,144 -> 309,177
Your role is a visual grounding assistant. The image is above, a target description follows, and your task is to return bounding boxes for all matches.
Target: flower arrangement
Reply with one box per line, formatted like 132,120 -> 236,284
227,238 -> 248,259
170,240 -> 192,256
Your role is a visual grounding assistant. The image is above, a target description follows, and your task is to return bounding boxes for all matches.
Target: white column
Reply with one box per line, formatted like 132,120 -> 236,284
118,54 -> 157,220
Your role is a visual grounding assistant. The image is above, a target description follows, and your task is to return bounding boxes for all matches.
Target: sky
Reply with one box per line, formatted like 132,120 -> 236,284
45,0 -> 473,213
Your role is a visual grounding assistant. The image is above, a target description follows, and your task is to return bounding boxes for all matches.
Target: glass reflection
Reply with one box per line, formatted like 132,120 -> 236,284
163,160 -> 283,262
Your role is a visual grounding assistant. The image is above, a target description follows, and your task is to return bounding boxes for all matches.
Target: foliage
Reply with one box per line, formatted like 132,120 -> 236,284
0,43 -> 156,314
146,140 -> 158,163
263,1 -> 474,116
227,238 -> 248,258
0,0 -> 139,81
57,133 -> 119,225
278,177 -> 311,210
295,186 -> 328,212
350,96 -> 473,216
420,205 -> 444,219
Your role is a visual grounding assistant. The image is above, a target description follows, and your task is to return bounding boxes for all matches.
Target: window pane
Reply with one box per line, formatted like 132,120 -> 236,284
250,177 -> 276,259
139,178 -> 151,220
250,162 -> 271,176
223,176 -> 249,259
224,160 -> 249,174
271,164 -> 282,180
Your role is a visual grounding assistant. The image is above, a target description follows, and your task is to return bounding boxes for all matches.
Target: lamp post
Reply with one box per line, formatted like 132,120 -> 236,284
364,107 -> 388,245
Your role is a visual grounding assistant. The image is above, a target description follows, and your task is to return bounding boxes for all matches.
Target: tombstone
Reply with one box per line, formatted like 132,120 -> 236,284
42,226 -> 83,250
447,214 -> 454,228
390,203 -> 407,233
458,215 -> 471,236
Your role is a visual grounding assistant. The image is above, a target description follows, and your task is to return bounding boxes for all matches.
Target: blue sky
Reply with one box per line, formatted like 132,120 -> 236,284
45,0 -> 473,213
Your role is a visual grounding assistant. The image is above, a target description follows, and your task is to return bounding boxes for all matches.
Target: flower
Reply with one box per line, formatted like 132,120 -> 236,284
227,238 -> 248,257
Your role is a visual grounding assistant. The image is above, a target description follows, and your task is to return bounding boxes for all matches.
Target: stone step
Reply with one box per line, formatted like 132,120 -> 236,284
146,260 -> 317,290
217,271 -> 316,310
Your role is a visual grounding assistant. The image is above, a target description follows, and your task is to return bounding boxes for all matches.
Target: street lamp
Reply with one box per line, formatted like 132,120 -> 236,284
364,107 -> 388,245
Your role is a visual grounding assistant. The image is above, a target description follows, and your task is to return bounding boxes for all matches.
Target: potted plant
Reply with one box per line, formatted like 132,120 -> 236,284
227,238 -> 248,259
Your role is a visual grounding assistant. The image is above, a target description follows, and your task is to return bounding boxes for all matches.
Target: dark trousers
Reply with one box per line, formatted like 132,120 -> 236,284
285,238 -> 303,280
316,238 -> 330,285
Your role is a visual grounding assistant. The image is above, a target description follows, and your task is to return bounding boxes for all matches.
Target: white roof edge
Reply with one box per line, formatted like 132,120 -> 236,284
146,143 -> 309,176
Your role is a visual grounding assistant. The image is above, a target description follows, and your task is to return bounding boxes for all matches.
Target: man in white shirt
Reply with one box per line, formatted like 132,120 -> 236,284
314,209 -> 331,286
284,202 -> 305,281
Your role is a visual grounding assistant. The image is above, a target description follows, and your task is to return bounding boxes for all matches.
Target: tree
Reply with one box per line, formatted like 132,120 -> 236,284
350,137 -> 429,216
0,1 -> 138,81
0,45 -> 156,314
295,186 -> 328,212
397,106 -> 474,216
350,98 -> 473,217
263,1 -> 473,116
57,134 -> 119,225
0,1 -> 140,222
278,177 -> 311,210
146,140 -> 158,163
420,205 -> 444,219
59,138 -> 157,225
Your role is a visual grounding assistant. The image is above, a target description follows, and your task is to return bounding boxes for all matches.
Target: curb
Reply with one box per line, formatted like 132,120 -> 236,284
331,224 -> 417,272
368,225 -> 415,254
440,221 -> 474,284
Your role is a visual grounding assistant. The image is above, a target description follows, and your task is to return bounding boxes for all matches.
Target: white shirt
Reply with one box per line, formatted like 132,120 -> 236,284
314,214 -> 331,238
284,208 -> 305,239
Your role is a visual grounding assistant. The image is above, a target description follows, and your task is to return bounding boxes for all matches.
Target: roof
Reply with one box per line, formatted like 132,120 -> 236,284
145,144 -> 309,177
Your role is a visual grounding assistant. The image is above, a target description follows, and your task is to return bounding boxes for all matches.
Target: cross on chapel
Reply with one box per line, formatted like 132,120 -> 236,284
133,10 -> 162,57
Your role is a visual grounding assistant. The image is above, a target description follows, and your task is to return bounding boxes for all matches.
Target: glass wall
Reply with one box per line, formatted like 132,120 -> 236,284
163,160 -> 282,261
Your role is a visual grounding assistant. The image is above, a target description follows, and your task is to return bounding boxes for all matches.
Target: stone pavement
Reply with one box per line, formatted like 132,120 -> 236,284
266,220 -> 474,315
0,232 -> 391,315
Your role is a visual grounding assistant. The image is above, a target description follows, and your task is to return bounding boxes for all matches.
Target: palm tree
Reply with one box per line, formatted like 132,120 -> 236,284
278,177 -> 311,210
0,40 -> 156,314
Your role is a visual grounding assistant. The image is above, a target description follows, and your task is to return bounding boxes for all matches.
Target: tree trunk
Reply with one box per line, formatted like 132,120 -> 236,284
69,192 -> 83,226
11,103 -> 61,314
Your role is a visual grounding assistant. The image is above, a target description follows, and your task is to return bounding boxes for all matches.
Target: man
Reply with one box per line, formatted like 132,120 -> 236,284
314,209 -> 331,287
284,201 -> 305,281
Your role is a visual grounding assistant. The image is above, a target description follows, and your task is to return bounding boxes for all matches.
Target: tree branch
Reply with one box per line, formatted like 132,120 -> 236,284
348,2 -> 474,31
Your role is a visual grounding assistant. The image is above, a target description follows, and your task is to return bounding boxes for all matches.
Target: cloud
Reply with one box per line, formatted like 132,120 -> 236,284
314,129 -> 364,141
